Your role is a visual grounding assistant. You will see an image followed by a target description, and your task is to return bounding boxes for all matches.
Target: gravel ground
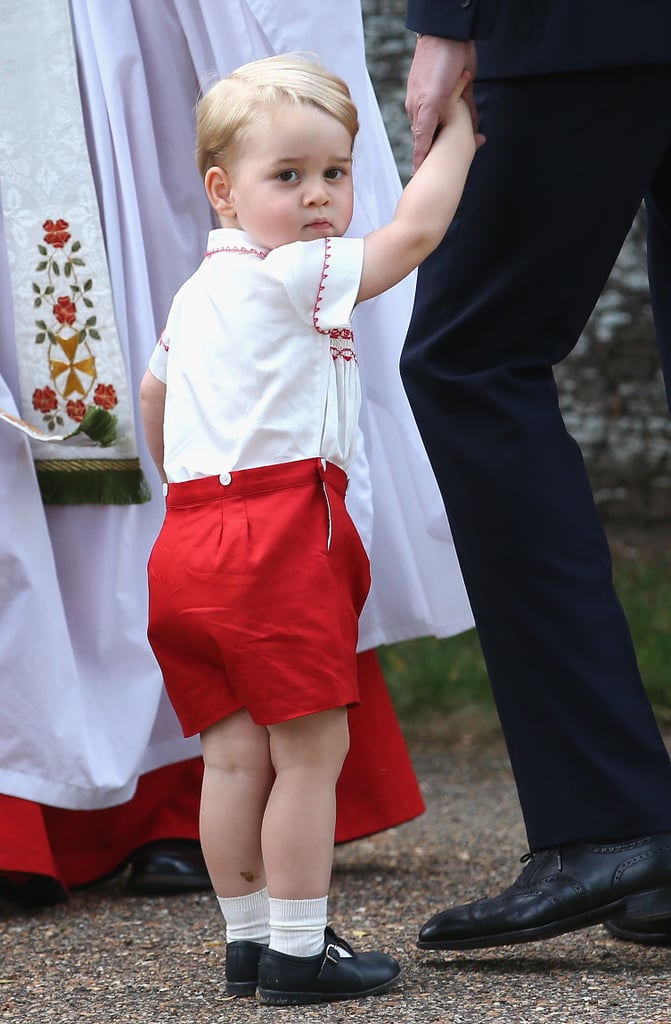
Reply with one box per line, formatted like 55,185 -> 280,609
2,731 -> 671,1024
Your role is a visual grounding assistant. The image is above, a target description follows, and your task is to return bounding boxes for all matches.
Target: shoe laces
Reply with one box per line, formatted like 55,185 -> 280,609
520,848 -> 564,873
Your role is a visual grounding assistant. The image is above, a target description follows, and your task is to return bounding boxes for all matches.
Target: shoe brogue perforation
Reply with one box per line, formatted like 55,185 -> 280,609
591,837 -> 656,855
540,876 -> 588,906
613,845 -> 671,885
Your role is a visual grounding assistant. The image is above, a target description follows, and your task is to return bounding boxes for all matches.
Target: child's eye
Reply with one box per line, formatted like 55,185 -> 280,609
277,170 -> 299,183
324,168 -> 344,180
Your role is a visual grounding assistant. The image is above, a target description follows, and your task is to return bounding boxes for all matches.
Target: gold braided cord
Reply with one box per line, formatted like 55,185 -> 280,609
35,458 -> 143,472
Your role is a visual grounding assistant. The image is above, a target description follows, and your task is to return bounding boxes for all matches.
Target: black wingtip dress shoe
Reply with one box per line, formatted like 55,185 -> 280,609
127,840 -> 212,895
418,833 -> 671,950
257,927 -> 401,1005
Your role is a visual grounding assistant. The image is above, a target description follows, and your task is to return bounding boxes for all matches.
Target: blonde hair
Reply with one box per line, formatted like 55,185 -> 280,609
195,54 -> 359,179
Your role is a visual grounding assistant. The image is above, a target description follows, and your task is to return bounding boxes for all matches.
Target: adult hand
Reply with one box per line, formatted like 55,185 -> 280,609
405,36 -> 481,172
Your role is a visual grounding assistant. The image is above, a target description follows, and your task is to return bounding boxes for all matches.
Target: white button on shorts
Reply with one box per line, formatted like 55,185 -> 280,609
219,471 -> 232,486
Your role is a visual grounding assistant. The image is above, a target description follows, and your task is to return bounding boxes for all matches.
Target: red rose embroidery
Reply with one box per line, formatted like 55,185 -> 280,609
66,399 -> 87,423
53,295 -> 77,326
33,386 -> 58,413
43,219 -> 71,249
93,383 -> 118,410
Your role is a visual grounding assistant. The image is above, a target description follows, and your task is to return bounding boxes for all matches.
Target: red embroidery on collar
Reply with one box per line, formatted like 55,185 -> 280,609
205,244 -> 267,259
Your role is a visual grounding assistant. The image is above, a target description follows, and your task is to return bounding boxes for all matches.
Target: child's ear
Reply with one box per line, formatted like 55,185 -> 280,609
205,166 -> 236,218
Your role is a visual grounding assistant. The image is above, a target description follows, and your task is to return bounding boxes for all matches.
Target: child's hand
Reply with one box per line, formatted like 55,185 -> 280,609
451,70 -> 471,103
447,71 -> 485,150
360,63 -> 480,303
426,72 -> 478,165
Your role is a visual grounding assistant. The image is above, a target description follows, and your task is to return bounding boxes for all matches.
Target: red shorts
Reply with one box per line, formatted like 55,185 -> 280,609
147,459 -> 371,736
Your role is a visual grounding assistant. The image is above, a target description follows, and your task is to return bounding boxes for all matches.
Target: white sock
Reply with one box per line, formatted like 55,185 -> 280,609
217,887 -> 270,945
268,895 -> 328,957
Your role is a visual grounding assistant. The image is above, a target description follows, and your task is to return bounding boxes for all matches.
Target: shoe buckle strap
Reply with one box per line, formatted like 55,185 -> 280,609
317,943 -> 341,981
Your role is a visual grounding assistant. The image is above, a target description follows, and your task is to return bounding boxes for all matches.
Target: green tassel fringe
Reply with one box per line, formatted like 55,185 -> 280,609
36,459 -> 152,506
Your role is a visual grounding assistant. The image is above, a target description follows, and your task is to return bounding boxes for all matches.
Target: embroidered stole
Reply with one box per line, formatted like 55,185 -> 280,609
0,0 -> 150,504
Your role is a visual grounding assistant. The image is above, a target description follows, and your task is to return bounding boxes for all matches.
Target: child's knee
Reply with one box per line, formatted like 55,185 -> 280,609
269,707 -> 349,775
201,709 -> 271,772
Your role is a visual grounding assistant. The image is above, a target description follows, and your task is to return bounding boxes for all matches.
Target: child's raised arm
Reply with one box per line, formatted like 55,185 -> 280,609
357,74 -> 476,304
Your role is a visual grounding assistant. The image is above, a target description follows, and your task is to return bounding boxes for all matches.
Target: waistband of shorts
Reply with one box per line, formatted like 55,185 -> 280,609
163,458 -> 348,507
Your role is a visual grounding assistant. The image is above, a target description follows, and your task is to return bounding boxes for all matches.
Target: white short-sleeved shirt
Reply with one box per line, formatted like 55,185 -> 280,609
148,228 -> 365,483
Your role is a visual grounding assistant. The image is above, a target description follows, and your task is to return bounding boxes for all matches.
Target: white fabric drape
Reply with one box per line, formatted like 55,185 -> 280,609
0,0 -> 472,810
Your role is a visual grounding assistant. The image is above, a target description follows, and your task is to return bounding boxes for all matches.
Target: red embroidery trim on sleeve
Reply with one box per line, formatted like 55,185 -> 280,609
313,238 -> 331,336
329,344 -> 355,362
313,239 -> 356,361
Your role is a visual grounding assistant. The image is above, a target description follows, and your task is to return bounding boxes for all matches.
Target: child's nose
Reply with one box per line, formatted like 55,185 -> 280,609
303,181 -> 330,205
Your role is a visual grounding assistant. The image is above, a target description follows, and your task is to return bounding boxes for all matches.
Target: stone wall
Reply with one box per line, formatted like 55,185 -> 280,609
361,2 -> 670,526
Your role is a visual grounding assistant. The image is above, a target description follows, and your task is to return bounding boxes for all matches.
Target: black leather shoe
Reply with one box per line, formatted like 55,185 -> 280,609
604,911 -> 671,946
127,840 -> 212,895
225,940 -> 265,996
418,833 -> 671,950
0,874 -> 69,909
257,927 -> 401,1005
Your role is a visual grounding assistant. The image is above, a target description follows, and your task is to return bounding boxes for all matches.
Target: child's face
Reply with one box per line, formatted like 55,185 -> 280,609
221,103 -> 355,249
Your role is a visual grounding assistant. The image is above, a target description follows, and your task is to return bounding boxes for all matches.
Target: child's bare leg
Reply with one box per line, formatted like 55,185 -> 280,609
263,707 -> 349,898
200,708 -> 274,895
256,707 -> 401,1003
261,708 -> 349,957
201,710 -> 274,996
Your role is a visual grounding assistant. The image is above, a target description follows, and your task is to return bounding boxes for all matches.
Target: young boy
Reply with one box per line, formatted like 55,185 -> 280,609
140,54 -> 475,1006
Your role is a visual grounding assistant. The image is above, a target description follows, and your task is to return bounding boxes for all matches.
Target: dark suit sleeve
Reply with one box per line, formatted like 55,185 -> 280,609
406,0 -> 500,41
